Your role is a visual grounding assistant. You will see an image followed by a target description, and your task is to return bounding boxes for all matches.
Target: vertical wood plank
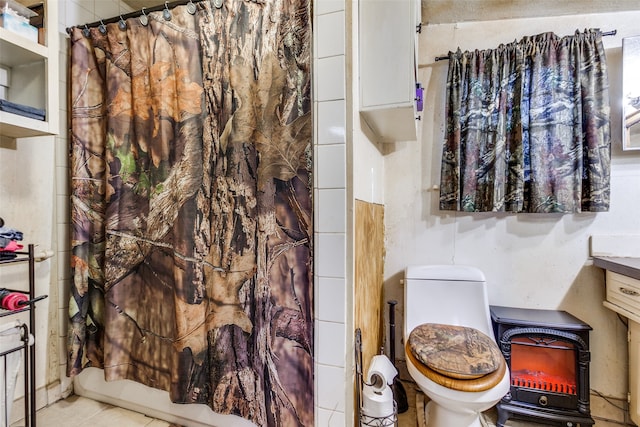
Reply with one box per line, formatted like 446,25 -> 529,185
354,199 -> 385,387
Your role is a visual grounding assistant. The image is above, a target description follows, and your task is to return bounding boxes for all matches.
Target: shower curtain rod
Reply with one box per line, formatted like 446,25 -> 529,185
65,0 -> 212,34
433,29 -> 617,61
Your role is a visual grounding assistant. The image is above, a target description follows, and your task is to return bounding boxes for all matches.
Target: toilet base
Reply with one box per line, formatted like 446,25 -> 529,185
422,399 -> 483,427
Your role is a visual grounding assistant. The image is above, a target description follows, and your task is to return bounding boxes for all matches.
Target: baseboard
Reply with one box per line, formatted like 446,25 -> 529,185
9,383 -> 49,425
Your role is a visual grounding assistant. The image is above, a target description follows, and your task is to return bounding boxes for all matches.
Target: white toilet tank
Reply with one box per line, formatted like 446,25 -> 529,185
404,265 -> 494,340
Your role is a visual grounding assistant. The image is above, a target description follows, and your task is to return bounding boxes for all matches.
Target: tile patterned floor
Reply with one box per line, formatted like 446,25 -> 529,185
17,383 -> 630,427
397,379 -> 625,427
396,379 -> 542,427
25,395 -> 172,427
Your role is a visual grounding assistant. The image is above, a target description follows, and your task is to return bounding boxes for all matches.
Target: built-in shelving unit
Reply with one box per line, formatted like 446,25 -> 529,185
0,0 -> 59,139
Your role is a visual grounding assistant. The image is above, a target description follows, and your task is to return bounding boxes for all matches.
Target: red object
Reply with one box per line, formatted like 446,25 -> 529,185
1,292 -> 28,310
0,241 -> 23,252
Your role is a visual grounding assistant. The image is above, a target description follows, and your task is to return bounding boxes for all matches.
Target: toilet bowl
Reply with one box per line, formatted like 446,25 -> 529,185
404,265 -> 510,427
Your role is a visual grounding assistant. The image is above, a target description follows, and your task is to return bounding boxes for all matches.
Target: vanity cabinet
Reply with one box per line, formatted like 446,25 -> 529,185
0,0 -> 58,139
358,0 -> 421,142
604,271 -> 640,321
594,257 -> 640,425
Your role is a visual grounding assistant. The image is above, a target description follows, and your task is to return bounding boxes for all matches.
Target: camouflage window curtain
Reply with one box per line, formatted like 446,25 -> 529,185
439,29 -> 611,213
67,1 -> 313,426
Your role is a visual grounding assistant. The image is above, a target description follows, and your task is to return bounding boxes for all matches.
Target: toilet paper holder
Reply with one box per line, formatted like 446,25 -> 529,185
355,328 -> 398,427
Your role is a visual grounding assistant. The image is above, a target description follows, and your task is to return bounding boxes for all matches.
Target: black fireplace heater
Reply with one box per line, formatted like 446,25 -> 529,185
490,305 -> 594,427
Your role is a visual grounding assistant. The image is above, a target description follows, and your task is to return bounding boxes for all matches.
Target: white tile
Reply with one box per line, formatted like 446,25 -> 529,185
316,233 -> 345,278
313,185 -> 319,226
94,0 -> 120,20
58,0 -> 67,30
58,103 -> 69,133
317,12 -> 345,59
317,364 -> 346,411
315,0 -> 344,15
66,4 -> 94,29
317,144 -> 346,189
119,1 -> 135,14
317,277 -> 346,322
59,32 -> 69,54
318,189 -> 346,233
58,306 -> 68,337
317,321 -> 345,367
55,146 -> 69,186
57,194 -> 69,225
58,78 -> 68,116
70,0 -> 95,15
56,166 -> 69,196
56,142 -> 69,178
59,50 -> 68,85
317,100 -> 346,145
58,21 -> 68,36
316,56 -> 345,102
316,407 -> 346,427
57,223 -> 70,257
57,248 -> 71,281
57,335 -> 68,364
56,135 -> 69,167
59,373 -> 74,398
58,278 -> 71,309
313,318 -> 320,359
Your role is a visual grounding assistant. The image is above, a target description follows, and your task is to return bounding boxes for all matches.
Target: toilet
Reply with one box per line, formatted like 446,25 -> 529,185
404,265 -> 510,427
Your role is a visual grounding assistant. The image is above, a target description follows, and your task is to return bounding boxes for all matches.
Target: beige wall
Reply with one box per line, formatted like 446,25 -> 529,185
384,9 -> 640,423
0,135 -> 55,406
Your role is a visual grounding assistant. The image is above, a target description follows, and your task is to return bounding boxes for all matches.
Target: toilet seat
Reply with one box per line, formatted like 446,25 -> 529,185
407,323 -> 506,392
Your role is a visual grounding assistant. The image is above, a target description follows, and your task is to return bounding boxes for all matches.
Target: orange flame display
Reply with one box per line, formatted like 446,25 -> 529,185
510,336 -> 577,395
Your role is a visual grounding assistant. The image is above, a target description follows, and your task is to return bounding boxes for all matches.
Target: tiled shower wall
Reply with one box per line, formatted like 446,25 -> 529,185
313,0 -> 350,426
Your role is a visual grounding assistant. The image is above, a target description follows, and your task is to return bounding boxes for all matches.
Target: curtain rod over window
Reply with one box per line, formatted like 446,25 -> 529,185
65,0 -> 220,34
433,29 -> 617,62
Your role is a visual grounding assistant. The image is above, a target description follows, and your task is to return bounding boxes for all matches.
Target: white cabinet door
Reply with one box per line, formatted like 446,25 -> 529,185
359,0 -> 420,142
630,320 -> 640,425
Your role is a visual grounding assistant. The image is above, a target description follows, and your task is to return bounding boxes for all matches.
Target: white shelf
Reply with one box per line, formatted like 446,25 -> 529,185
0,0 -> 58,139
0,26 -> 48,66
0,110 -> 49,138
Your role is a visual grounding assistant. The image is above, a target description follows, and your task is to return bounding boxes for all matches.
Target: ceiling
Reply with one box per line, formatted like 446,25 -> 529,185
124,1 -> 640,24
420,0 -> 640,25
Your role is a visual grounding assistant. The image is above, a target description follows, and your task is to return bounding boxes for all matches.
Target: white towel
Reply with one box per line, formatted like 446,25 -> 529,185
0,324 -> 24,427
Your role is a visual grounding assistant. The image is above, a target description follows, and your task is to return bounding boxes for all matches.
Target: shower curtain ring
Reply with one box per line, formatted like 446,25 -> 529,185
213,0 -> 223,9
186,0 -> 197,15
98,19 -> 107,34
118,15 -> 127,30
82,24 -> 90,37
140,7 -> 149,26
163,1 -> 172,21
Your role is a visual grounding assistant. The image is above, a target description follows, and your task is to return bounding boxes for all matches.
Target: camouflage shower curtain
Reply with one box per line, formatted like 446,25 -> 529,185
440,29 -> 610,213
67,1 -> 313,425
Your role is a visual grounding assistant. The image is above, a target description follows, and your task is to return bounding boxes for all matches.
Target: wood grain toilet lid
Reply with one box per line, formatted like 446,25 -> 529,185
406,340 -> 506,392
408,323 -> 503,379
